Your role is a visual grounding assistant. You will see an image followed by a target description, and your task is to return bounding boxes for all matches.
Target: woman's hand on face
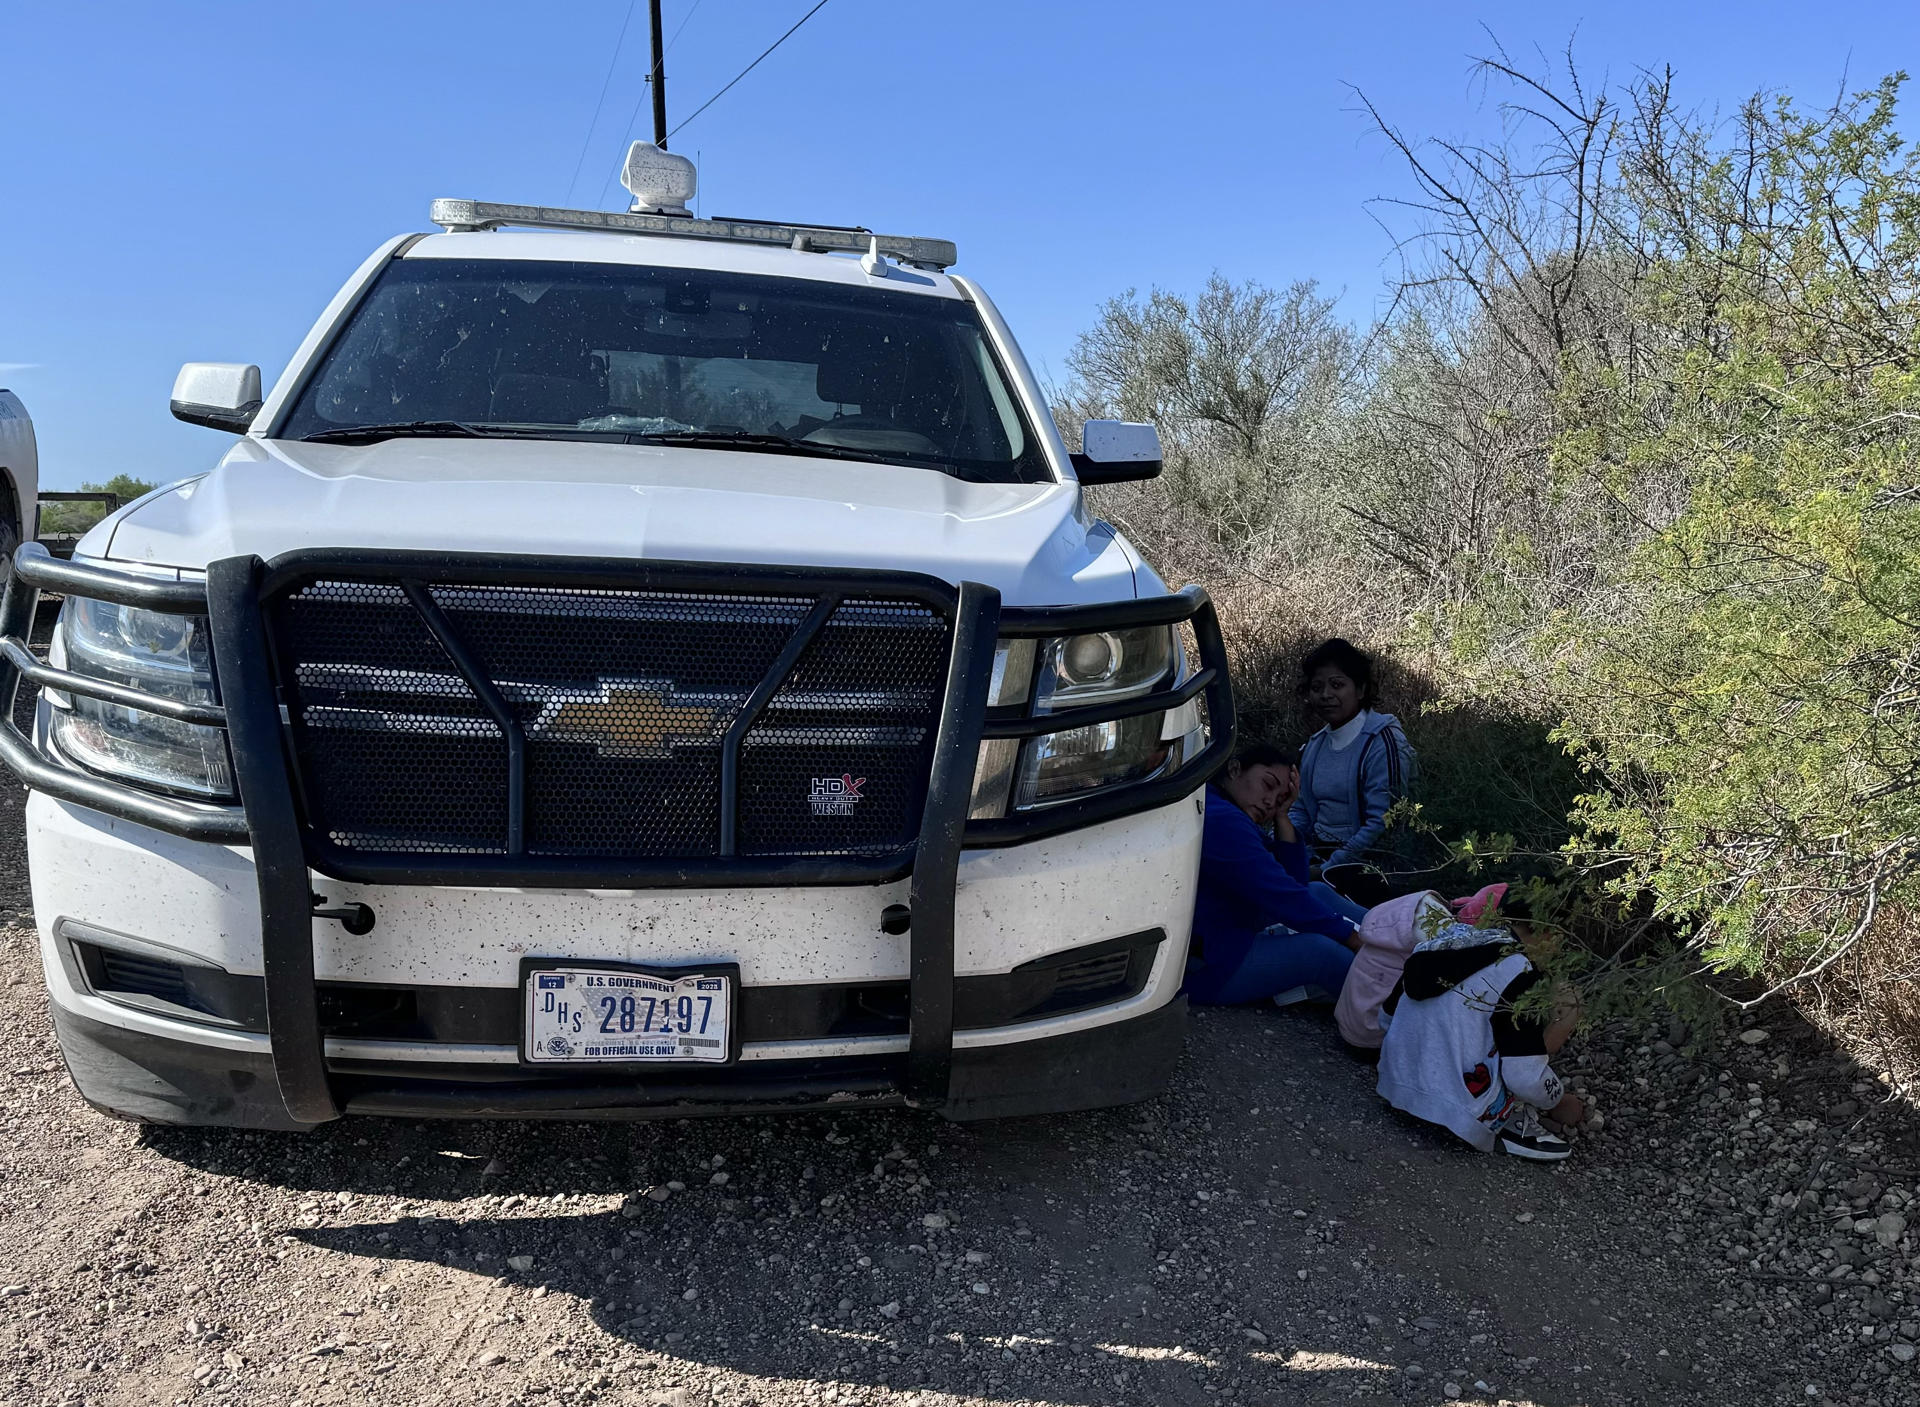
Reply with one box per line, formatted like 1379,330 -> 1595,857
1274,764 -> 1300,813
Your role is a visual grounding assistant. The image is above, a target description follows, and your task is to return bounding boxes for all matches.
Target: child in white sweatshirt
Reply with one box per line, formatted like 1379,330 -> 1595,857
1376,898 -> 1585,1161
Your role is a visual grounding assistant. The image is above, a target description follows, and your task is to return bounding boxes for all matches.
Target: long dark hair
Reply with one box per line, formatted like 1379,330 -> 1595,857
1298,637 -> 1379,708
1226,739 -> 1297,776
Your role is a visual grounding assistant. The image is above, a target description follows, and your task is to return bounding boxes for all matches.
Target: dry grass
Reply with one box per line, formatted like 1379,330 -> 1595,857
1113,488 -> 1585,866
1808,920 -> 1920,1099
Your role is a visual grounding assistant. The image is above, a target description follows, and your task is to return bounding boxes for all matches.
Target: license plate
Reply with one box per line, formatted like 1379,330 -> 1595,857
521,965 -> 733,1064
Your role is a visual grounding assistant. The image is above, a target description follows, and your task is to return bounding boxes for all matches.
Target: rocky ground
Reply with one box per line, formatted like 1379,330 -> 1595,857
0,790 -> 1916,1406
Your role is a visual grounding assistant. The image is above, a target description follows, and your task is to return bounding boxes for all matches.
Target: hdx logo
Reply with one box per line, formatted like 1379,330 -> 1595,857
809,774 -> 866,817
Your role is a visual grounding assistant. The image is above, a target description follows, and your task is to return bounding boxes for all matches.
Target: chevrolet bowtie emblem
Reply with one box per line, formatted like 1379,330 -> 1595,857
526,678 -> 731,758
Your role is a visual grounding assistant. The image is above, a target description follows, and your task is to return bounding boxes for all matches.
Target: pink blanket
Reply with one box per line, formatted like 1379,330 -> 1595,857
1335,889 -> 1453,1049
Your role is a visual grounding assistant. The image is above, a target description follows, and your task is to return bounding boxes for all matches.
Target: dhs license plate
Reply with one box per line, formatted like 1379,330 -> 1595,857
521,964 -> 734,1065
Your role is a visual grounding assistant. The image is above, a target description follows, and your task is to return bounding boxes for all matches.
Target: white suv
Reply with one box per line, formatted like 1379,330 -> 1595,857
0,147 -> 1233,1130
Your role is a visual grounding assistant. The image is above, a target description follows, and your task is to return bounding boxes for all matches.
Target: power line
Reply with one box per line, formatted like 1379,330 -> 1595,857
563,0 -> 641,207
663,0 -> 706,54
597,0 -> 692,207
595,0 -> 829,209
667,0 -> 834,142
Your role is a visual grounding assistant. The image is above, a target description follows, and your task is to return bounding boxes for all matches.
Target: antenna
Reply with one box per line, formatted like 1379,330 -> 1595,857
648,0 -> 669,148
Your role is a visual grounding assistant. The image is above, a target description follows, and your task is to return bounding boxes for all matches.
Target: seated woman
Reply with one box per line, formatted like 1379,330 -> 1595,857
1288,638 -> 1417,889
1186,742 -> 1369,1007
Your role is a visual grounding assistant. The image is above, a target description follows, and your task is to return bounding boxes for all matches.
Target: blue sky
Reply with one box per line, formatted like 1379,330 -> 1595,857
1,0 -> 1910,490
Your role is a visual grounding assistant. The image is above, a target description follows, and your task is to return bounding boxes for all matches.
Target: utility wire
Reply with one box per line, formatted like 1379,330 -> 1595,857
663,0 -> 706,54
597,0 -> 708,207
596,0 -> 827,208
667,0 -> 834,141
598,72 -> 658,205
564,0 -> 641,207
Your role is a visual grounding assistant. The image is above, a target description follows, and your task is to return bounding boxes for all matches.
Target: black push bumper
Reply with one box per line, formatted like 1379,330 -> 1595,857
4,544 -> 1231,1127
53,996 -> 1189,1128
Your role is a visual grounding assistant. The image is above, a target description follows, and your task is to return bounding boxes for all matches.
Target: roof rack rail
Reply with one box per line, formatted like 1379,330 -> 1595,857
429,199 -> 958,271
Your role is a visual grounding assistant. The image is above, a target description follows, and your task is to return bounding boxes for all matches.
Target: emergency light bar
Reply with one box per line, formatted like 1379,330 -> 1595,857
434,141 -> 957,270
430,199 -> 958,271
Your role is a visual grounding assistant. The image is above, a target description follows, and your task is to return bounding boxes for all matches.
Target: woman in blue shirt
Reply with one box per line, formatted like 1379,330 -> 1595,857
1187,742 -> 1369,1006
1288,639 -> 1416,876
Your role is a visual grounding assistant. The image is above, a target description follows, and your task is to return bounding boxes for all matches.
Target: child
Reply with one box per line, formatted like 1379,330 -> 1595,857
1186,742 -> 1369,1007
1288,639 -> 1416,879
1334,887 -> 1452,1056
1375,897 -> 1585,1161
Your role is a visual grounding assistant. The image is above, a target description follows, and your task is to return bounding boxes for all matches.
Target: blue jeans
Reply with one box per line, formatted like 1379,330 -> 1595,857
1194,925 -> 1357,1005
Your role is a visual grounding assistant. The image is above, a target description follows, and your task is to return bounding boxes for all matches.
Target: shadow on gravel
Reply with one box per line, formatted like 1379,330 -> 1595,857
288,1205 -> 1397,1405
143,1101 -> 1429,1406
146,1004 -> 1920,1407
137,1018 -> 1622,1407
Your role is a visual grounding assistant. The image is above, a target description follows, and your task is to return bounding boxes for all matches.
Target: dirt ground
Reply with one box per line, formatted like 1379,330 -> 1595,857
1,777 -> 1916,1407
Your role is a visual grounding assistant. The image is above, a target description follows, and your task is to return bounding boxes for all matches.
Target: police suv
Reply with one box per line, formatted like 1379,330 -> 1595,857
0,145 -> 1233,1129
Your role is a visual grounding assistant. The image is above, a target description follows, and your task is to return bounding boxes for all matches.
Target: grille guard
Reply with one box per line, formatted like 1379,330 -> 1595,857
254,549 -> 969,888
0,543 -> 1235,1124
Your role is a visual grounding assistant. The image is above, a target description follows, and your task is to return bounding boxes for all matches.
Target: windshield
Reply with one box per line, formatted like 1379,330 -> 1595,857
277,257 -> 1051,484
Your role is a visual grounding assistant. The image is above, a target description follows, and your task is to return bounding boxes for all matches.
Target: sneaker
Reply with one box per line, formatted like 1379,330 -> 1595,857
1495,1106 -> 1573,1162
1271,985 -> 1336,1009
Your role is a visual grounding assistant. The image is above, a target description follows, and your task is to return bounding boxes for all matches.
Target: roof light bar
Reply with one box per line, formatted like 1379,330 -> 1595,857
428,199 -> 958,271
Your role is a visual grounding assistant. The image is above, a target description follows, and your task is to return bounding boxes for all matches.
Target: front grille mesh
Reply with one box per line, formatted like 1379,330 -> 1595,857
739,599 -> 947,857
281,581 -> 508,854
268,575 -> 952,862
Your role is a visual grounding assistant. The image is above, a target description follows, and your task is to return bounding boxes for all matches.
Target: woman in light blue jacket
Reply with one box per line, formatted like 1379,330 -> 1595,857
1287,638 -> 1416,875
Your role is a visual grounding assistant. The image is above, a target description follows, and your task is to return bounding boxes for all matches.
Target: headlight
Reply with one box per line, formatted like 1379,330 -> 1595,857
1033,626 -> 1173,712
1015,712 -> 1174,805
968,625 -> 1196,816
48,597 -> 234,800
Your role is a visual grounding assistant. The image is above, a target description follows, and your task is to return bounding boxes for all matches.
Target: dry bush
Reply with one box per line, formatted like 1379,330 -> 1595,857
1057,47 -> 1920,1070
1804,918 -> 1920,1098
1092,481 -> 1585,867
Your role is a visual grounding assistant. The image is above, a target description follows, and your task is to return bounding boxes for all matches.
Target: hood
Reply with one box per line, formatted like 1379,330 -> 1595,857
95,437 -> 1143,607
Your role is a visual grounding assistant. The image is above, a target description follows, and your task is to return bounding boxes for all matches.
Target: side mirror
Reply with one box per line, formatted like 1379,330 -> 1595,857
1070,419 -> 1162,484
170,363 -> 262,433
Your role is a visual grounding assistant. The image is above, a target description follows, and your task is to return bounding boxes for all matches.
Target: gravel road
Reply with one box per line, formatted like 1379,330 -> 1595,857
0,766 -> 1916,1406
